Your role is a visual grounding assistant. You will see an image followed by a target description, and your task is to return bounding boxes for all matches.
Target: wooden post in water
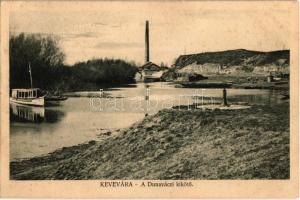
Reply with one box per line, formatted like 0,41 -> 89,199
99,89 -> 103,98
222,88 -> 228,106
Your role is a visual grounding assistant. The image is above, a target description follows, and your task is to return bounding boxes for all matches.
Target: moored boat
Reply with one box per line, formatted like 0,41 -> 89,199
10,63 -> 68,107
45,95 -> 68,106
180,82 -> 232,88
10,88 -> 45,106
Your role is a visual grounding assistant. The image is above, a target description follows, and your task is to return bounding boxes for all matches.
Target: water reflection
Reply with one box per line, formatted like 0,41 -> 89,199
227,90 -> 285,106
10,103 -> 65,123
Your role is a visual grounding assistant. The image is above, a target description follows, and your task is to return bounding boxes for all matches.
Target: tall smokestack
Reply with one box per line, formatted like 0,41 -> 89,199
145,20 -> 150,63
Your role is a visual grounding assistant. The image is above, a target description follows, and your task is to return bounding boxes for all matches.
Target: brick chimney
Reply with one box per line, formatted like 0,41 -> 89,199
145,20 -> 150,63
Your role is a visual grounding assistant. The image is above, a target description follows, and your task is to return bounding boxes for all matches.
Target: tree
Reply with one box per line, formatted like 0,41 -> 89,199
9,33 -> 138,92
9,33 -> 65,89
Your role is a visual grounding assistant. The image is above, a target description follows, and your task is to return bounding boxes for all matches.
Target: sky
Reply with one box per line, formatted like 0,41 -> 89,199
9,1 -> 293,66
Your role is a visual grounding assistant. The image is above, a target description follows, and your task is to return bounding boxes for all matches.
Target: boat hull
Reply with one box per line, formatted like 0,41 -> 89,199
180,82 -> 232,88
10,96 -> 45,106
45,96 -> 68,106
45,100 -> 61,106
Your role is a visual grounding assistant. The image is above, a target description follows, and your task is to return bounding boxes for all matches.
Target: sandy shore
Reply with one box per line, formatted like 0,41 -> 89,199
10,102 -> 289,180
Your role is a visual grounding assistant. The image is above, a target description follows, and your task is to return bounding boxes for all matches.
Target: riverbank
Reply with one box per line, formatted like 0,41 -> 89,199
175,75 -> 289,90
10,102 -> 289,180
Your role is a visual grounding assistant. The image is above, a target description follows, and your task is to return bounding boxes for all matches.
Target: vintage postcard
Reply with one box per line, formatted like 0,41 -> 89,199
0,0 -> 299,198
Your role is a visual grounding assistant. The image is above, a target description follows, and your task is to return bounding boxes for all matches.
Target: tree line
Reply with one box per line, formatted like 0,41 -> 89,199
9,33 -> 138,91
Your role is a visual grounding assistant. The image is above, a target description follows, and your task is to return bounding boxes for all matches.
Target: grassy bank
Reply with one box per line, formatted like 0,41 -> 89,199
10,103 -> 289,180
175,75 -> 289,90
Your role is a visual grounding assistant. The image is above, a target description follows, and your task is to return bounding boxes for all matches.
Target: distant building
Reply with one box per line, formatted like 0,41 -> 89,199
140,61 -> 161,71
135,62 -> 166,82
173,61 -> 209,82
176,72 -> 208,82
136,21 -> 165,82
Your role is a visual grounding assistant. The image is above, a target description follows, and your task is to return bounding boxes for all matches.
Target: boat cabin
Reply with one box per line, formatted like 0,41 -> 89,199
12,88 -> 43,99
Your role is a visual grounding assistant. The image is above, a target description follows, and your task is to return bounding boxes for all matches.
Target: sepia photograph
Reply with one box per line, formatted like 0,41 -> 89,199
0,0 -> 299,198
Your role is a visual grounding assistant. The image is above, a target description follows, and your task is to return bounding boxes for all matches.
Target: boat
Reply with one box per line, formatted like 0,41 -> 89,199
10,88 -> 45,106
10,63 -> 67,107
281,92 -> 289,100
45,94 -> 68,106
10,89 -> 68,107
180,81 -> 232,88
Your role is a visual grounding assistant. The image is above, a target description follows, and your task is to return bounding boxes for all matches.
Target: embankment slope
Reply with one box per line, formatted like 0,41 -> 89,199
162,49 -> 289,80
11,103 -> 289,180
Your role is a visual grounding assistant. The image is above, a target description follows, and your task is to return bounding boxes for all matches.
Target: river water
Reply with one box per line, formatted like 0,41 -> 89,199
10,82 -> 286,160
